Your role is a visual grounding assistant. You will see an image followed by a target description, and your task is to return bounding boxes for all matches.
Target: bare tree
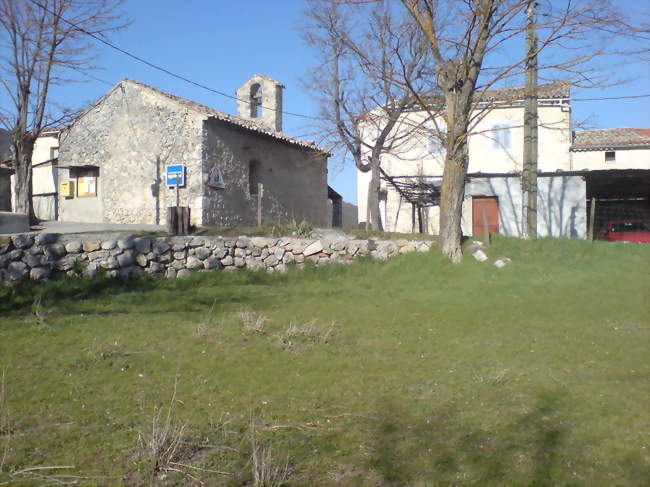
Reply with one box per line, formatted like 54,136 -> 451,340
302,0 -> 432,230
399,0 -> 641,262
0,0 -> 124,221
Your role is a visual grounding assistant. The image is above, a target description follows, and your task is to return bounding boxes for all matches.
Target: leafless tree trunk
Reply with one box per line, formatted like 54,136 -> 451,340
400,0 -> 638,261
302,0 -> 432,231
0,0 -> 125,221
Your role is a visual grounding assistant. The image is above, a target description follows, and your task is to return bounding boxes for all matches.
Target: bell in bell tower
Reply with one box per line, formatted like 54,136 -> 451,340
236,75 -> 284,133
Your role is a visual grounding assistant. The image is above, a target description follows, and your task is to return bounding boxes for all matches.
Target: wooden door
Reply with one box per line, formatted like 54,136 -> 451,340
472,197 -> 499,236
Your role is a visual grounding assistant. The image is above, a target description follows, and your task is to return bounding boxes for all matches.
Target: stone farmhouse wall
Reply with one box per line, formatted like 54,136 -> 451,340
0,233 -> 433,284
57,80 -> 328,228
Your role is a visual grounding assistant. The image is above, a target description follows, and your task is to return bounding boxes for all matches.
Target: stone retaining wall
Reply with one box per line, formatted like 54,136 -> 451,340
0,233 -> 433,283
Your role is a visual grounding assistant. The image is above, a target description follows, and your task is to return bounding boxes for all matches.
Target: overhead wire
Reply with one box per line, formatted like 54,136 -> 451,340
25,0 -> 650,123
25,0 -> 322,121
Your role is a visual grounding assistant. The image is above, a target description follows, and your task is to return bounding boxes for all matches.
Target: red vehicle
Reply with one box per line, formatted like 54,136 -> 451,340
599,219 -> 650,243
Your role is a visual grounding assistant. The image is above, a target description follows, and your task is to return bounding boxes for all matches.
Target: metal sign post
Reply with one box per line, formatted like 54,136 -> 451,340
176,174 -> 180,207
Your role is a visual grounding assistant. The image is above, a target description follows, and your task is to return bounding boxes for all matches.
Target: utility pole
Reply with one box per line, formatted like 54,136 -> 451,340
522,0 -> 538,238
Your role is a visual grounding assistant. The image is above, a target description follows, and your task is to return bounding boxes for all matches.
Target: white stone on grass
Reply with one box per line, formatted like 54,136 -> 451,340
473,249 -> 488,262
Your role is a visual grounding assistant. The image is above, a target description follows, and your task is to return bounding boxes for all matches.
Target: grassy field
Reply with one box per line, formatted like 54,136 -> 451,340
0,237 -> 649,486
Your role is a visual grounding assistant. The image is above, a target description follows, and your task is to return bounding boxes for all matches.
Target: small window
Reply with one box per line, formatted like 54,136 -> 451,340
50,146 -> 59,160
249,160 -> 261,195
250,83 -> 263,118
491,124 -> 511,150
74,167 -> 98,197
605,151 -> 615,162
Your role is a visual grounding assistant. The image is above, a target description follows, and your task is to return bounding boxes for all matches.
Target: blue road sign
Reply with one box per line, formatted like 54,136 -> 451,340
166,164 -> 185,187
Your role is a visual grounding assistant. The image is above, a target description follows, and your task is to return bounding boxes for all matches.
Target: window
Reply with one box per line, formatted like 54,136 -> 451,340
605,151 -> 616,162
250,83 -> 263,118
74,167 -> 98,197
50,146 -> 59,161
491,124 -> 511,149
249,160 -> 261,195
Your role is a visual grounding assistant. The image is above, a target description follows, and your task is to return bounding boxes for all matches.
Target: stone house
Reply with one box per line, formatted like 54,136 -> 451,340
57,76 -> 329,227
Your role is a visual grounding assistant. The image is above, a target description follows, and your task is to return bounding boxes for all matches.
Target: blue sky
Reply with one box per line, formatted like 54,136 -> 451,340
43,0 -> 650,204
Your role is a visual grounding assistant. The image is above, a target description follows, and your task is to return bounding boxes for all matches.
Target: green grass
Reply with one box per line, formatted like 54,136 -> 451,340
1,237 -> 649,486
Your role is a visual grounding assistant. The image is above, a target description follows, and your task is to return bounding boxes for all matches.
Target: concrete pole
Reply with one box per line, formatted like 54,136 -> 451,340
522,0 -> 539,238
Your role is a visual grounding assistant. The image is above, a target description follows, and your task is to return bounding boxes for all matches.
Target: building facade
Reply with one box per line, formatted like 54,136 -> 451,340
357,84 -> 587,237
57,77 -> 329,227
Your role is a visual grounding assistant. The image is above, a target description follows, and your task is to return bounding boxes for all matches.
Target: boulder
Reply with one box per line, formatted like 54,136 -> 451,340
250,236 -> 268,248
30,267 -> 50,281
45,243 -> 67,258
203,256 -> 221,270
213,248 -> 228,259
35,233 -> 58,245
7,261 -> 28,280
176,269 -> 191,279
65,241 -> 83,253
11,234 -> 33,249
304,240 -> 323,257
135,238 -> 152,254
264,254 -> 279,266
82,242 -> 100,252
135,254 -> 148,267
153,241 -> 171,255
186,256 -> 203,270
117,237 -> 135,250
101,257 -> 120,270
101,240 -> 116,250
117,251 -> 135,267
194,247 -> 211,260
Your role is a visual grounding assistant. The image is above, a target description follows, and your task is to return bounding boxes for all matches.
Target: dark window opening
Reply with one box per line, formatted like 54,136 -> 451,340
249,160 -> 262,195
250,83 -> 262,118
605,151 -> 616,162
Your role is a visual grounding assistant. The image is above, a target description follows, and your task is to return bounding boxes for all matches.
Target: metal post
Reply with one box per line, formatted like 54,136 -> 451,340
175,174 -> 180,207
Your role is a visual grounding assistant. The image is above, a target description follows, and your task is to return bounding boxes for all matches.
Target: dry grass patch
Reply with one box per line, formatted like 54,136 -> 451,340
277,319 -> 336,350
235,308 -> 270,334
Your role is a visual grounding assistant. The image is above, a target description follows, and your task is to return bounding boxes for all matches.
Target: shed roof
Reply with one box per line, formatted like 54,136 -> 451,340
571,128 -> 650,151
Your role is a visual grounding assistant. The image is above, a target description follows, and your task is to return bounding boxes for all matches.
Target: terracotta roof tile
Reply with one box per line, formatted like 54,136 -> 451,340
571,128 -> 650,151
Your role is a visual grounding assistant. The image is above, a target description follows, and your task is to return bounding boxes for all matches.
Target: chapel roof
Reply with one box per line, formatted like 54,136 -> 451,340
113,79 -> 326,154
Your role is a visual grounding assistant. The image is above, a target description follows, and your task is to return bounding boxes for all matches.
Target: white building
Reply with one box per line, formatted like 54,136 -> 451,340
358,84 -> 588,238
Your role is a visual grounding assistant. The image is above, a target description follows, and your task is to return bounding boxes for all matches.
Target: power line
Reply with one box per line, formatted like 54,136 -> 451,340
24,0 -> 650,121
25,0 -> 322,121
572,94 -> 650,102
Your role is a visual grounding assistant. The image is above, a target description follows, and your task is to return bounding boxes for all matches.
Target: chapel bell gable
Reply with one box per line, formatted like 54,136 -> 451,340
236,75 -> 284,133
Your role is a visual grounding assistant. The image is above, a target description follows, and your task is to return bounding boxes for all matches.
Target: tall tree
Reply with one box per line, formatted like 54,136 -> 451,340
302,0 -> 432,230
400,0 -> 636,261
0,0 -> 124,220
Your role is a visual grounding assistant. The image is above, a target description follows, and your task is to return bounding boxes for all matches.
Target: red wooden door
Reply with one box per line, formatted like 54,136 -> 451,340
472,197 -> 499,236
